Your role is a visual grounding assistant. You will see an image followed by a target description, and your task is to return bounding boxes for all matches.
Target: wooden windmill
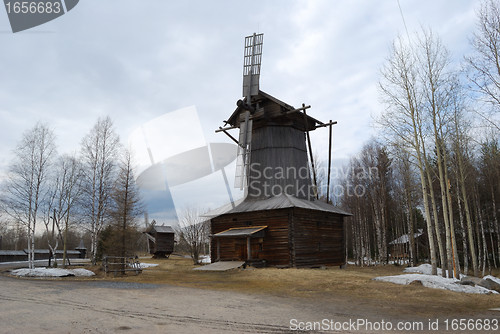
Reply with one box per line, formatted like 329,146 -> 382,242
211,33 -> 350,268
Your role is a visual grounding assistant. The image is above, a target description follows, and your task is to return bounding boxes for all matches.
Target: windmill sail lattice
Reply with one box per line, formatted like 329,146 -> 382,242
243,33 -> 263,97
235,33 -> 263,190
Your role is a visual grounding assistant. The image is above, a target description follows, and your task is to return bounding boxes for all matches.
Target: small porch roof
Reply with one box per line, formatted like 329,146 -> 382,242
212,226 -> 267,238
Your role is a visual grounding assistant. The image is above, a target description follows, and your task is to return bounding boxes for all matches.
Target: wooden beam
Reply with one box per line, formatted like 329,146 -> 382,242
217,239 -> 220,261
247,237 -> 251,260
326,120 -> 333,204
216,127 -> 239,145
282,104 -> 311,115
144,234 -> 156,243
215,125 -> 238,133
315,120 -> 337,129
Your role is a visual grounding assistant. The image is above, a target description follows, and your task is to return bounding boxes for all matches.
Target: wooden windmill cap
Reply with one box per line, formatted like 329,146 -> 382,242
226,90 -> 320,132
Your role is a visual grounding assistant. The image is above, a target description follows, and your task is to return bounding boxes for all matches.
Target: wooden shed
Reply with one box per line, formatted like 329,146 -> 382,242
24,249 -> 51,260
211,194 -> 349,267
389,229 -> 427,262
0,250 -> 27,262
145,225 -> 175,258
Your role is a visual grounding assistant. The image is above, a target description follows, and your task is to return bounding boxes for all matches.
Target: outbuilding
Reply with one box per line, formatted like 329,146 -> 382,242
145,225 -> 175,258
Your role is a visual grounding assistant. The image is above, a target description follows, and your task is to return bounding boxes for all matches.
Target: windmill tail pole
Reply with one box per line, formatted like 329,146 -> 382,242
302,104 -> 318,200
327,120 -> 333,204
221,167 -> 235,209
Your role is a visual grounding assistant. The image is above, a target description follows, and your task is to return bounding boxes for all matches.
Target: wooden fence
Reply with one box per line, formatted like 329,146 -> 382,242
102,256 -> 142,275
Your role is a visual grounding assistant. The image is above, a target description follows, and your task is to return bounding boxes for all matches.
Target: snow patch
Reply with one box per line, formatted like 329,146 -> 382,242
375,265 -> 499,294
199,255 -> 211,264
11,268 -> 95,277
374,273 -> 495,294
137,263 -> 159,269
483,275 -> 500,285
403,264 -> 465,278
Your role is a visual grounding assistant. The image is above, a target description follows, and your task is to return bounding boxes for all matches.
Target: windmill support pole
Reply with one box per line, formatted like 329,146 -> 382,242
326,120 -> 333,204
247,237 -> 251,260
217,127 -> 239,145
221,167 -> 235,208
302,104 -> 318,200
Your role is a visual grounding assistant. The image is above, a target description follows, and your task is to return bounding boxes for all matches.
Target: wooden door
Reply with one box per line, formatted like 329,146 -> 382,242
235,242 -> 247,260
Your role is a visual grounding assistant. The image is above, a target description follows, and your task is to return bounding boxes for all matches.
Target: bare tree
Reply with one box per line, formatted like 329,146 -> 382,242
109,150 -> 143,273
450,85 -> 480,277
378,35 -> 438,275
41,154 -> 84,267
418,29 -> 459,277
0,123 -> 56,269
466,0 -> 500,131
80,116 -> 120,264
388,140 -> 422,266
176,208 -> 209,265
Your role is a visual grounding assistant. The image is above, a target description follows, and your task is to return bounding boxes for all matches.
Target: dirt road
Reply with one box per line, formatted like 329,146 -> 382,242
0,275 -> 360,333
1,274 -> 498,333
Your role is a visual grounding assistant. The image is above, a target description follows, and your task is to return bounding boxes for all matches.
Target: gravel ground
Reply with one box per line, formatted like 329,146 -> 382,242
1,274 -> 497,333
0,275 -> 358,333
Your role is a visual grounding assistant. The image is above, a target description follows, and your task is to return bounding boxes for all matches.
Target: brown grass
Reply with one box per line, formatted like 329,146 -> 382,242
83,256 -> 500,318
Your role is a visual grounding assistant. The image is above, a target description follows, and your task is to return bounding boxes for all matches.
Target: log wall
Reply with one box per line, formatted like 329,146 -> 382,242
291,208 -> 345,267
153,233 -> 175,255
211,207 -> 346,267
211,209 -> 291,266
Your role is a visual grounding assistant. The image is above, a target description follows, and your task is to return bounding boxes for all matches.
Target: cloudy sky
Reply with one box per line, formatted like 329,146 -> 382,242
0,0 -> 480,221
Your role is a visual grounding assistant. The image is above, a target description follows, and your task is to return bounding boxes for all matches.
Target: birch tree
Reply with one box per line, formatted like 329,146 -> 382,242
378,36 -> 438,275
42,154 -> 84,267
466,0 -> 500,131
392,144 -> 419,266
418,30 -> 459,277
0,123 -> 56,269
80,117 -> 120,264
450,85 -> 480,276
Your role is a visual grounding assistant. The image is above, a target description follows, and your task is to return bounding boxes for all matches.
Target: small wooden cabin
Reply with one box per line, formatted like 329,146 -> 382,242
55,250 -> 82,259
211,194 -> 349,267
0,250 -> 27,262
75,239 -> 87,259
24,249 -> 50,260
389,229 -> 427,261
145,225 -> 175,258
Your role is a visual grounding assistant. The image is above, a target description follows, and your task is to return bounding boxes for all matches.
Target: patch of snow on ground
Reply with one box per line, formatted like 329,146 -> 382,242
11,268 -> 95,277
199,255 -> 211,264
483,275 -> 500,285
404,263 -> 438,275
404,264 -> 465,278
374,274 -> 495,294
137,263 -> 159,269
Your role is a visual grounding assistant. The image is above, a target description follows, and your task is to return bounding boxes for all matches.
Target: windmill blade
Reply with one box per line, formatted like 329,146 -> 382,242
234,113 -> 252,189
242,33 -> 263,98
235,33 -> 262,190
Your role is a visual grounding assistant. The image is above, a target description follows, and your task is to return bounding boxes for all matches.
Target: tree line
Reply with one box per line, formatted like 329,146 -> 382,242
0,117 -> 144,268
338,0 -> 500,278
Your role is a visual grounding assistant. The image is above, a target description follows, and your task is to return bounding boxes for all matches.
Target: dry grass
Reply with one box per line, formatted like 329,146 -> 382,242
83,255 -> 500,318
